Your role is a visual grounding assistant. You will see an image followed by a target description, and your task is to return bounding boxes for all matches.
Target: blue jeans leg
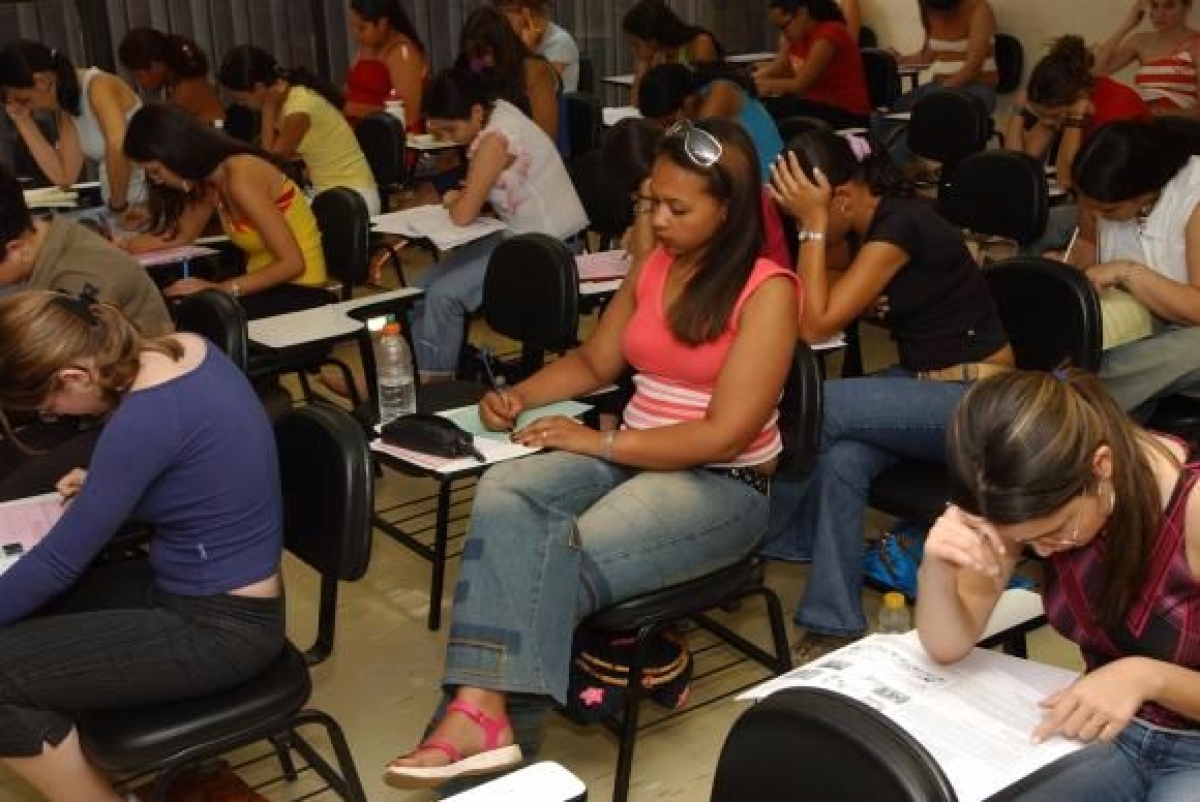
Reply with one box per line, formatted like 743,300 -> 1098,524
1101,325 -> 1200,414
411,232 -> 507,374
442,451 -> 768,705
783,376 -> 968,635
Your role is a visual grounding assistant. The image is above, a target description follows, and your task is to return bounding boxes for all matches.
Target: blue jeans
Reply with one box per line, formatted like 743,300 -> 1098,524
761,374 -> 968,636
442,451 -> 769,704
411,232 -> 509,374
1016,719 -> 1200,801
870,81 -> 997,168
1101,324 -> 1200,415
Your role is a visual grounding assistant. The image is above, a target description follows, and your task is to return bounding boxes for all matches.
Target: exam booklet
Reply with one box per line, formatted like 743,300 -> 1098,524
0,492 -> 63,577
739,632 -> 1084,802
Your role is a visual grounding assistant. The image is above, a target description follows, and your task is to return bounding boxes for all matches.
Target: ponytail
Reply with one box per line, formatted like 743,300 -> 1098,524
785,128 -> 914,199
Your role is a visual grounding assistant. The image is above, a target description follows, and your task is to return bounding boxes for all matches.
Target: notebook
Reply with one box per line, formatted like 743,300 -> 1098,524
0,493 -> 63,577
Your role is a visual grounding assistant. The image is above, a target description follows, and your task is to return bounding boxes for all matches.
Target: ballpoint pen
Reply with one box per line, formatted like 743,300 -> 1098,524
478,347 -> 515,428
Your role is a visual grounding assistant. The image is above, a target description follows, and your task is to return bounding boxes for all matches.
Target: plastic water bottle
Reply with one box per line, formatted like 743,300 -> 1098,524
877,591 -> 912,634
384,94 -> 407,130
375,322 -> 416,424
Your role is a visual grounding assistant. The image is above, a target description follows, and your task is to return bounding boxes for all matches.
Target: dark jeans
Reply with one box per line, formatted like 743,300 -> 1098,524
0,560 -> 285,757
0,419 -> 102,502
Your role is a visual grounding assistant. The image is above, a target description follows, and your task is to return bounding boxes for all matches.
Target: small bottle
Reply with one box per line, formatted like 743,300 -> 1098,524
384,92 -> 407,130
374,322 -> 416,424
877,592 -> 912,634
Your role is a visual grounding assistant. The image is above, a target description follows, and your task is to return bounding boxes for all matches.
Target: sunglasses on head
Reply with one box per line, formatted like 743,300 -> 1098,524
664,119 -> 723,168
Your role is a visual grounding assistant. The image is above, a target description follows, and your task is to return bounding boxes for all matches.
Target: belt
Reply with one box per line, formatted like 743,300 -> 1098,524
707,466 -> 771,495
916,362 -> 1013,383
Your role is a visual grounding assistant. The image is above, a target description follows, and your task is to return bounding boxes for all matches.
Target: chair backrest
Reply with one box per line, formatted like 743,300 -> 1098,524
564,91 -> 602,159
859,25 -> 879,50
908,88 -> 991,173
994,33 -> 1024,95
171,290 -> 249,373
578,54 -> 596,94
777,115 -> 832,145
482,233 -> 581,376
568,150 -> 634,244
860,48 -> 901,109
776,343 -> 823,480
985,257 -> 1103,373
276,404 -> 373,584
312,187 -> 371,299
354,111 -> 407,200
939,150 -> 1049,245
710,688 -> 956,802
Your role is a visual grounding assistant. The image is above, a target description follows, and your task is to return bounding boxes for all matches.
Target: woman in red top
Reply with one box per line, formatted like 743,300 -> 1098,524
918,370 -> 1200,799
754,0 -> 872,129
344,0 -> 429,130
1007,36 -> 1150,190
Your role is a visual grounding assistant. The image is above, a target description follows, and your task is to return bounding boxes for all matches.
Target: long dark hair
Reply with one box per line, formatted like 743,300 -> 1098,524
118,28 -> 209,79
424,66 -> 494,121
1074,118 -> 1200,203
785,128 -> 913,198
0,39 -> 82,116
1028,35 -> 1094,108
350,0 -> 426,53
947,370 -> 1169,626
657,118 -> 763,345
123,102 -> 284,236
458,6 -> 548,107
768,0 -> 847,23
218,45 -> 344,110
623,0 -> 724,57
601,117 -> 663,194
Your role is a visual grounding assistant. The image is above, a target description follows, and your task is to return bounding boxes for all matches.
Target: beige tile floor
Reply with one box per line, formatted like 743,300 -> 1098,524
0,261 -> 1085,802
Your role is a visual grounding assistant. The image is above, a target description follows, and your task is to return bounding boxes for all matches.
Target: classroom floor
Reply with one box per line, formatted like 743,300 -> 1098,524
0,256 -> 1085,802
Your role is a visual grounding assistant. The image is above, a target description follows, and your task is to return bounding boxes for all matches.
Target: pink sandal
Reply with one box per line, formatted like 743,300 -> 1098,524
382,699 -> 523,789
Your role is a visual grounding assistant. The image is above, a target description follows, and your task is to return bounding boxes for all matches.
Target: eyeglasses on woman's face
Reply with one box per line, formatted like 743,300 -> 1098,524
664,119 -> 723,168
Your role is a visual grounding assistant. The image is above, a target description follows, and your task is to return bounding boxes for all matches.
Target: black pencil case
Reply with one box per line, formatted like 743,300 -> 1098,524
381,413 -> 483,461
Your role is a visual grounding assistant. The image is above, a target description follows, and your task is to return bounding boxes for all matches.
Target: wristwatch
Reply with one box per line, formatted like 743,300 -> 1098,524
796,230 -> 826,244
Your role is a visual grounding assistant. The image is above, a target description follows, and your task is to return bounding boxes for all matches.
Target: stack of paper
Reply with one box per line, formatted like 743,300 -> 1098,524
576,250 -> 631,282
134,245 -> 220,267
23,187 -> 78,209
372,205 -> 508,250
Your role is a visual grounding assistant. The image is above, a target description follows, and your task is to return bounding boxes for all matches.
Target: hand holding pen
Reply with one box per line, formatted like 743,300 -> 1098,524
478,349 -> 524,431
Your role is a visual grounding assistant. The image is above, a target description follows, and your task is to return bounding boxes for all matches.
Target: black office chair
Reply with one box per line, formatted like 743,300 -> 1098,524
577,54 -> 596,94
868,258 -> 1103,522
710,687 -> 956,802
861,48 -> 901,110
859,25 -> 879,50
171,290 -> 249,373
355,111 -> 407,206
578,343 -> 822,802
564,91 -> 603,159
939,149 -> 1049,249
994,33 -> 1025,95
312,187 -> 372,302
568,150 -> 633,251
78,404 -> 373,802
904,88 -> 993,190
481,233 -> 581,378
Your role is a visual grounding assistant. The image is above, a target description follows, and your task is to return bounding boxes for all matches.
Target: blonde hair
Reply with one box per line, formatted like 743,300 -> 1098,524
0,290 -> 181,414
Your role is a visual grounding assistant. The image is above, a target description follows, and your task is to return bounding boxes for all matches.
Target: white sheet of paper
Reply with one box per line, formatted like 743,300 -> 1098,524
576,250 -> 631,281
372,205 -> 508,250
602,106 -> 642,127
739,632 -> 1083,802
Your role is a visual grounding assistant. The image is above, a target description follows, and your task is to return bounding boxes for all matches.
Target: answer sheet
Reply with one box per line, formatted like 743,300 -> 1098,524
739,633 -> 1083,802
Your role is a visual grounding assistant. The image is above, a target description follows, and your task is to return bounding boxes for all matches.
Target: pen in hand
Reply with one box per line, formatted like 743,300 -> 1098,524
479,348 -> 516,430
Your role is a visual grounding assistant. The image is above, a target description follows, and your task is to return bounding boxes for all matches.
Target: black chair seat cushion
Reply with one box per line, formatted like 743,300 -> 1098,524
417,380 -> 487,414
868,461 -> 950,522
1149,394 -> 1200,443
586,559 -> 758,632
79,643 -> 311,774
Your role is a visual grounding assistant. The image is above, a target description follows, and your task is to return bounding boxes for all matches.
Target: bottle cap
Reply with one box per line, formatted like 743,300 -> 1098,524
883,591 -> 906,609
382,322 -> 401,335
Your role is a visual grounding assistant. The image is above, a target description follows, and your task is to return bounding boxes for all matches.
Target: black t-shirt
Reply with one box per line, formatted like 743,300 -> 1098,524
865,196 -> 1008,371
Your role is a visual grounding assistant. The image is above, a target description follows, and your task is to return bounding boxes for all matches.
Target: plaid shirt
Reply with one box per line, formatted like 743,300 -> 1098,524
1046,465 -> 1200,730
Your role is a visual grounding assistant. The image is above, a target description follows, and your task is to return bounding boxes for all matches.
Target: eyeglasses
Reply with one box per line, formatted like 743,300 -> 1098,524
664,119 -> 723,168
1010,495 -> 1084,549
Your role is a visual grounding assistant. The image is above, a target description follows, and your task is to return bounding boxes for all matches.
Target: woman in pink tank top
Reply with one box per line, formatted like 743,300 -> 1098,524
383,119 -> 799,790
919,370 -> 1200,798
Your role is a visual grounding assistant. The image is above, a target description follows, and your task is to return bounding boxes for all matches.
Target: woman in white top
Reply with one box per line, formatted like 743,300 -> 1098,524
1062,118 -> 1200,413
494,0 -> 582,92
413,66 -> 588,378
0,40 -> 146,221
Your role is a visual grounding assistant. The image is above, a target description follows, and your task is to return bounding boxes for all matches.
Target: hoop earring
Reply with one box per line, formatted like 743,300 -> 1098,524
1108,483 -> 1116,515
181,179 -> 192,194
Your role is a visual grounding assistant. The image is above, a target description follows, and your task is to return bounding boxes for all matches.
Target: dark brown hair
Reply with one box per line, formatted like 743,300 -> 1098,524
1028,35 -> 1094,108
656,118 -> 763,345
946,370 -> 1170,626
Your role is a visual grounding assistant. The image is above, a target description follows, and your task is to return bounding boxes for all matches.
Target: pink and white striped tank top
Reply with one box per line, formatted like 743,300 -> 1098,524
621,248 -> 799,467
1135,37 -> 1200,111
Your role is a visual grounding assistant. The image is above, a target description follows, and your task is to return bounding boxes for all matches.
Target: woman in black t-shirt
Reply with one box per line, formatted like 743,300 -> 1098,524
761,129 -> 1013,662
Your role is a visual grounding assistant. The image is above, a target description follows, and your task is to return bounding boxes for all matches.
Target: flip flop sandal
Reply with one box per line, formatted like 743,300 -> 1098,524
382,699 -> 523,789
